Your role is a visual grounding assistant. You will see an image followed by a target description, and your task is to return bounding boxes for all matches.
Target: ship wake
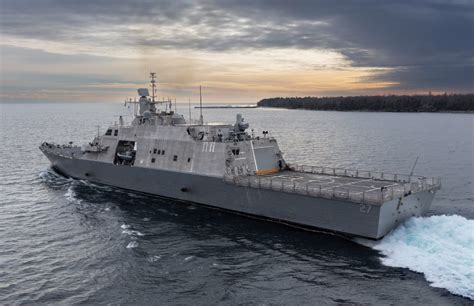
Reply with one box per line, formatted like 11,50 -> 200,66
358,215 -> 474,300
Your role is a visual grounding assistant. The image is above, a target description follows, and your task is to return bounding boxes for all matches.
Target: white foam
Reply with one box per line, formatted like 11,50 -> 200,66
372,215 -> 474,300
126,241 -> 138,249
38,171 -> 49,179
120,224 -> 130,229
64,186 -> 82,203
148,255 -> 161,262
184,256 -> 194,261
122,229 -> 144,236
127,192 -> 144,199
64,187 -> 74,200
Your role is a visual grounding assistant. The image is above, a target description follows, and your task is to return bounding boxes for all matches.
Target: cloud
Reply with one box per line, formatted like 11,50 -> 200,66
0,45 -> 398,102
0,0 -> 472,96
206,0 -> 474,91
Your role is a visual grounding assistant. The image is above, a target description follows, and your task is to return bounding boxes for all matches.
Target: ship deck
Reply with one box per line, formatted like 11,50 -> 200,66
262,170 -> 402,195
224,167 -> 439,205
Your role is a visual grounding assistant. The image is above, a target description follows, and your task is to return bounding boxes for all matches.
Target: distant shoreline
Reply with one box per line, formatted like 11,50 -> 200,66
257,107 -> 474,114
257,94 -> 474,113
194,105 -> 257,109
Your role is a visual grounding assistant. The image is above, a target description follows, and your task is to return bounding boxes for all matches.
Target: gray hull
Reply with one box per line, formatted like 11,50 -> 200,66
44,151 -> 435,239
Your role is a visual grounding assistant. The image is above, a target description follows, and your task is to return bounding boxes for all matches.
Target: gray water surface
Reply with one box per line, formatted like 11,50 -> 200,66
1,103 -> 472,304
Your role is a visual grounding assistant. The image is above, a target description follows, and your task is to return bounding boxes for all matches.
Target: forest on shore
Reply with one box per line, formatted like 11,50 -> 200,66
257,94 -> 474,112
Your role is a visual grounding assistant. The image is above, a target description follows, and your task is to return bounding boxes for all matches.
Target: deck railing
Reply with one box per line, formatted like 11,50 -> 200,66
288,164 -> 432,183
223,164 -> 441,205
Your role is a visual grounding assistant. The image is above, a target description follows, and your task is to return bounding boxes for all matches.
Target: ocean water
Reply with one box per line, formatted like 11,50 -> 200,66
0,103 -> 473,304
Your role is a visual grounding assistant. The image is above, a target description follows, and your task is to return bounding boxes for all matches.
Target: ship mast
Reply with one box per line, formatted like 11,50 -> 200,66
188,98 -> 191,123
150,72 -> 157,102
199,86 -> 203,125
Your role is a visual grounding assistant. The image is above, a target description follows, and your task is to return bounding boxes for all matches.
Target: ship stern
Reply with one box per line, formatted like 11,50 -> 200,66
376,189 -> 437,239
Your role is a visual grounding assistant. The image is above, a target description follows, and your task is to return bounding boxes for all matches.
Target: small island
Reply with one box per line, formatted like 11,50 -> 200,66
257,94 -> 474,112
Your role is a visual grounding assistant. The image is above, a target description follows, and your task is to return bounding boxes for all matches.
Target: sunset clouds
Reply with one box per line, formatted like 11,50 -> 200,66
0,0 -> 472,102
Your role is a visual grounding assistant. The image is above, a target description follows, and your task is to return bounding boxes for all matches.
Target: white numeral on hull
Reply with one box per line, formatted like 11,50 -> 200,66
360,204 -> 372,214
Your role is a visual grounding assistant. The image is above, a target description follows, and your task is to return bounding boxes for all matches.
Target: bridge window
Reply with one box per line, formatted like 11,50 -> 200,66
105,129 -> 112,136
232,149 -> 240,155
162,150 -> 165,155
153,148 -> 157,154
114,130 -> 118,136
158,150 -> 161,154
187,157 -> 191,163
151,158 -> 156,163
173,155 -> 178,162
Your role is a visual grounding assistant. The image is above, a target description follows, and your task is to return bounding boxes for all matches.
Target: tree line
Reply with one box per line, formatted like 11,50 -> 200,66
257,94 -> 474,112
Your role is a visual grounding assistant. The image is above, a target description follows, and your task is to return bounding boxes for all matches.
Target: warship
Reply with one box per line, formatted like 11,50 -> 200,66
40,73 -> 441,239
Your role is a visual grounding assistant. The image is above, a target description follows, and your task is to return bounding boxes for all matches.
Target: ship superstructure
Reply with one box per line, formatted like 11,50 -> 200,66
40,74 -> 441,239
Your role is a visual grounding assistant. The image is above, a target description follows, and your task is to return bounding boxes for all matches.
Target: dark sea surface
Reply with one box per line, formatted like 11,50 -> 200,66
1,103 -> 473,305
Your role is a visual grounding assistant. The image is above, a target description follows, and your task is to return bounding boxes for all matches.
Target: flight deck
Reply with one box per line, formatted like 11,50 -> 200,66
225,166 -> 440,205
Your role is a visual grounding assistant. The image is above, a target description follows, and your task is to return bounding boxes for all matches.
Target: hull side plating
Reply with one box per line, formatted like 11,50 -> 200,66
42,151 -> 436,239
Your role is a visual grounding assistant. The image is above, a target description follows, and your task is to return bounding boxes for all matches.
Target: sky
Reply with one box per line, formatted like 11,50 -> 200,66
0,0 -> 473,103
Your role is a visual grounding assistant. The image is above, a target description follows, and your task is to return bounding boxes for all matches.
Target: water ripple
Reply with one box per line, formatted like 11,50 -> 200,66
1,104 -> 472,304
